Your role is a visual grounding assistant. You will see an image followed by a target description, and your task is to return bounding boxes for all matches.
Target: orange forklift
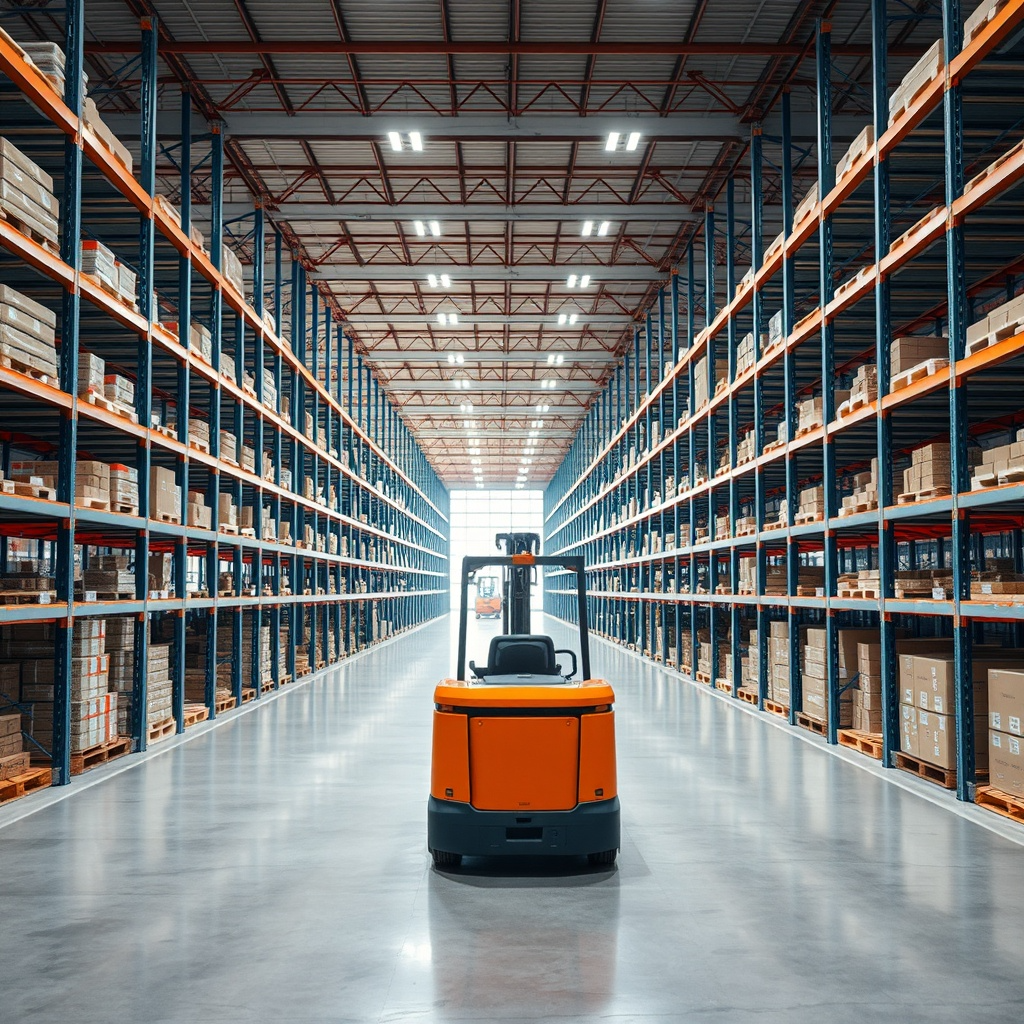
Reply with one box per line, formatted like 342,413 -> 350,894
474,575 -> 501,619
428,535 -> 619,867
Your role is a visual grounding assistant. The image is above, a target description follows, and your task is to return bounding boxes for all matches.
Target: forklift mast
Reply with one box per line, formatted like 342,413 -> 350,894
494,532 -> 540,634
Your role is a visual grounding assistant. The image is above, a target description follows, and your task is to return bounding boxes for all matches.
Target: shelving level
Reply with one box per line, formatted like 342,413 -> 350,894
545,0 -> 1024,818
0,12 -> 448,794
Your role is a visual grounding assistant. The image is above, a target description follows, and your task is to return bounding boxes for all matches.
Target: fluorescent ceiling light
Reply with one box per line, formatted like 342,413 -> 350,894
567,273 -> 577,288
428,274 -> 438,288
626,131 -> 642,152
515,483 -> 524,489
446,352 -> 455,363
408,131 -> 423,152
580,274 -> 591,289
557,313 -> 567,326
414,220 -> 426,237
449,312 -> 458,325
598,221 -> 611,237
605,132 -> 620,152
534,404 -> 549,413
440,273 -> 451,288
546,354 -> 555,365
581,220 -> 593,237
568,314 -> 578,326
437,312 -> 447,326
388,131 -> 403,152
471,458 -> 482,465
429,220 -> 441,237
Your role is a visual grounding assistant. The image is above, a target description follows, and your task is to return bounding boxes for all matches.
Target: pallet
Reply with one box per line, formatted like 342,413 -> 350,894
316,660 -> 326,671
797,712 -> 827,736
838,587 -> 881,600
694,670 -> 713,685
0,766 -> 51,805
889,358 -> 949,392
12,481 -> 58,502
219,523 -> 240,535
895,751 -> 956,789
897,486 -> 952,505
837,729 -> 884,760
70,735 -> 132,775
794,512 -> 824,525
975,786 -> 1024,824
839,500 -> 878,517
110,502 -> 140,516
189,438 -> 211,454
839,391 -> 875,417
150,510 -> 181,524
0,205 -> 59,253
182,703 -> 209,728
85,272 -> 139,313
737,688 -> 760,707
764,699 -> 790,718
214,694 -> 237,714
152,423 -> 178,440
260,678 -> 274,694
146,716 -> 176,743
76,495 -> 110,511
79,389 -> 139,423
241,687 -> 256,704
714,678 -> 733,695
0,589 -> 57,604
998,466 -> 1024,486
0,348 -> 54,383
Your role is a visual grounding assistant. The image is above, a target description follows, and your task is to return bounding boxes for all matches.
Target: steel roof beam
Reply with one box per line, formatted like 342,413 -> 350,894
384,380 -> 599,392
88,39 -> 894,56
312,265 -> 665,281
199,201 -> 698,225
359,349 -> 615,364
109,110 -> 867,141
341,313 -> 631,325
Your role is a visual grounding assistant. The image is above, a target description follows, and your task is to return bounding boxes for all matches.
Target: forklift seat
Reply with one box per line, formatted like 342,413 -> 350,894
471,634 -> 565,683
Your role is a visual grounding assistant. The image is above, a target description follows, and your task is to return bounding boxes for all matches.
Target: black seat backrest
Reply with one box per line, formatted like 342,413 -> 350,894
487,634 -> 557,676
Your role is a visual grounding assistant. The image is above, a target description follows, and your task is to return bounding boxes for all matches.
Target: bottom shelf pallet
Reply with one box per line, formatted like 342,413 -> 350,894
975,786 -> 1024,824
796,713 -> 827,737
241,687 -> 256,704
895,751 -> 956,790
0,767 -> 51,806
183,704 -> 209,728
71,736 -> 132,775
147,717 -> 176,744
837,729 -> 884,760
714,678 -> 733,694
737,688 -> 759,707
764,699 -> 790,719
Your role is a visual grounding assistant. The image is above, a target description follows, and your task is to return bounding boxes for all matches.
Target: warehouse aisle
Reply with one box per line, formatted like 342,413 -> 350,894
3,614 -> 1024,1023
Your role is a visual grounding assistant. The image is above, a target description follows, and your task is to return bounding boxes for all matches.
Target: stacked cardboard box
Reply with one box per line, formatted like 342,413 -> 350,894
841,459 -> 878,514
220,430 -> 237,464
839,364 -> 877,414
10,459 -> 109,509
0,138 -> 59,248
801,628 -> 876,726
77,351 -> 105,398
241,445 -> 256,473
890,335 -> 948,379
853,642 -> 883,733
186,490 -> 212,529
971,429 -> 1024,488
836,125 -> 874,181
693,354 -> 728,410
897,650 -> 1019,770
108,463 -> 139,513
888,40 -> 943,122
149,465 -> 182,523
900,442 -> 950,500
81,555 -> 134,599
81,239 -> 119,293
220,351 -> 236,382
0,710 -> 28,780
82,97 -> 134,173
218,494 -> 238,532
217,617 -> 271,689
143,644 -> 173,729
796,484 -> 825,520
768,621 -> 795,706
767,310 -> 785,348
0,283 -> 58,379
222,244 -> 245,292
989,668 -> 1024,796
105,617 -> 135,705
22,40 -> 87,96
148,553 -> 172,597
103,373 -> 135,408
262,368 -> 278,410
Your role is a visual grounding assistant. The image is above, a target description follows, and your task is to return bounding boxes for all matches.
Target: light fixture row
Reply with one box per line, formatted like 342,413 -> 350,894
388,132 -> 639,154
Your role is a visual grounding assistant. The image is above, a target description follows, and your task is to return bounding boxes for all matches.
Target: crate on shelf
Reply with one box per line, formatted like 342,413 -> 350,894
0,283 -> 58,380
0,138 -> 59,251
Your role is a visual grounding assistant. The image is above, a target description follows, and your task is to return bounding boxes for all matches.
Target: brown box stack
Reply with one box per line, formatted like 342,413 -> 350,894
218,493 -> 238,532
0,138 -> 59,247
108,463 -> 139,513
889,335 -> 947,377
0,283 -> 58,379
149,465 -> 182,523
0,710 -> 28,780
103,373 -> 135,407
81,555 -> 134,599
187,490 -> 212,529
901,442 -> 950,499
77,350 -> 104,398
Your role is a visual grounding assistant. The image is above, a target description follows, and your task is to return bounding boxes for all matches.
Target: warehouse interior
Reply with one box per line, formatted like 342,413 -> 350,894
3,0 -> 1024,1019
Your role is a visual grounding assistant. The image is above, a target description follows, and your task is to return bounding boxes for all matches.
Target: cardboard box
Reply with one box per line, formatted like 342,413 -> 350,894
150,465 -> 181,522
989,668 -> 1024,736
989,730 -> 1024,798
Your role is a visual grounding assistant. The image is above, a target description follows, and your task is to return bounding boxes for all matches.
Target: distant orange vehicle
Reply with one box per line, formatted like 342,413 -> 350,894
474,575 -> 501,619
428,550 -> 619,868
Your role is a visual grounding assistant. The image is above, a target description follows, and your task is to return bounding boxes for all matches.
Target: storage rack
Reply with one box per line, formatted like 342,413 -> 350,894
0,10 -> 448,787
544,0 -> 1024,807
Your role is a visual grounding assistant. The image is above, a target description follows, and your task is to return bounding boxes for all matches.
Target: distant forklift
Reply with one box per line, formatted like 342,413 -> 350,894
495,532 -> 540,634
474,575 -> 501,619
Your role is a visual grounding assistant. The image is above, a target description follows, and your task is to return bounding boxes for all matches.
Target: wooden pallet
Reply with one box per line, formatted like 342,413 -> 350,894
737,688 -> 760,707
694,670 -> 712,685
889,358 -> 949,393
189,438 -> 211,454
241,687 -> 256,703
109,502 -> 140,516
838,587 -> 881,600
76,495 -> 110,511
150,510 -> 181,524
837,729 -> 884,760
214,694 -> 237,714
219,523 -> 240,536
0,348 -> 54,383
714,678 -> 733,694
0,766 -> 52,805
0,205 -> 59,253
975,786 -> 1024,824
182,703 -> 209,728
764,699 -> 789,718
70,736 -> 131,775
316,660 -> 327,671
895,751 -> 956,789
0,589 -> 57,605
839,500 -> 878,517
79,389 -> 139,423
797,712 -> 827,736
793,512 -> 824,525
260,678 -> 274,694
897,486 -> 953,505
147,717 -> 176,743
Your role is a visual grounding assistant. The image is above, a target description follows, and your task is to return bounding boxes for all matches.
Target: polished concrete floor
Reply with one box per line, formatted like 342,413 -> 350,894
2,613 -> 1024,1023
